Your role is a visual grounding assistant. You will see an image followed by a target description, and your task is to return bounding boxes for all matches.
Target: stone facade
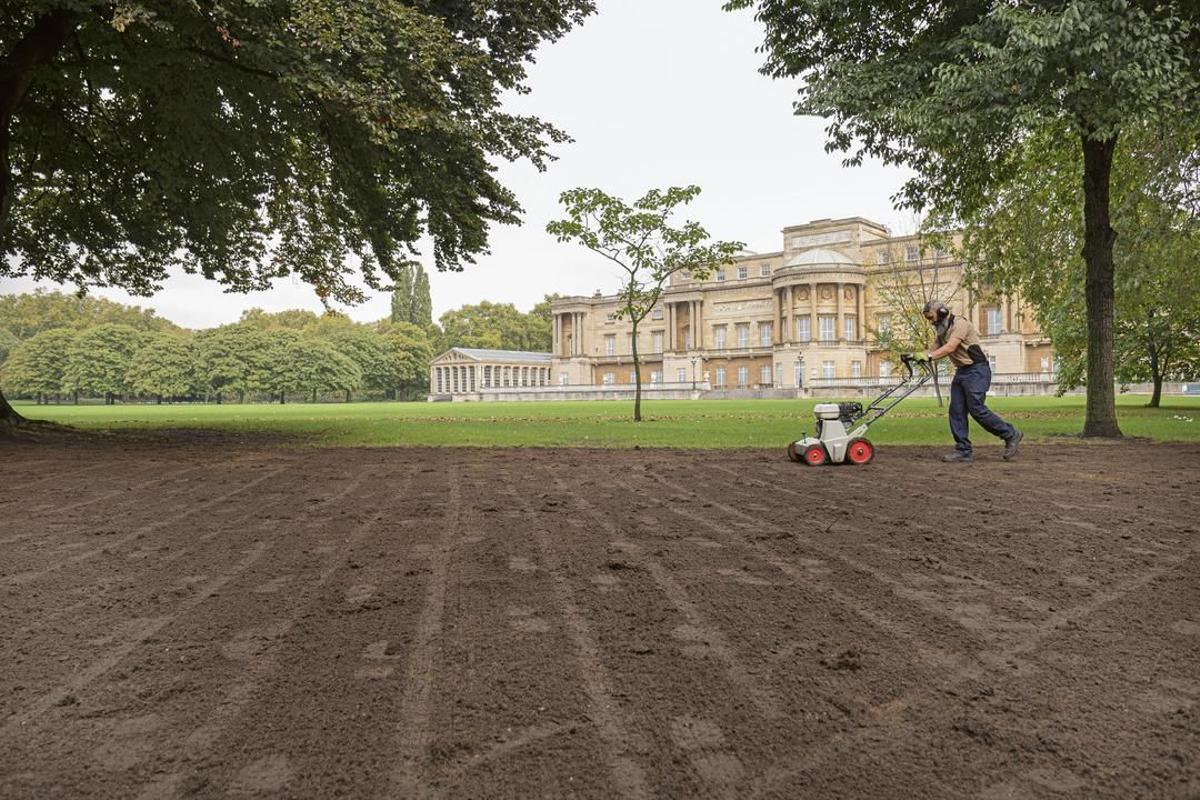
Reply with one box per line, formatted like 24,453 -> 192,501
550,217 -> 1051,389
429,348 -> 554,400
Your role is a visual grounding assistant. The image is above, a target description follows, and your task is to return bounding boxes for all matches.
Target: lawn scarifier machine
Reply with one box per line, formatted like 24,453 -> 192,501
788,354 -> 935,465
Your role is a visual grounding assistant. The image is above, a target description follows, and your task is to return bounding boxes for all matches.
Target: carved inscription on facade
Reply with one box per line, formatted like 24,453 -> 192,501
790,230 -> 853,249
712,299 -> 772,316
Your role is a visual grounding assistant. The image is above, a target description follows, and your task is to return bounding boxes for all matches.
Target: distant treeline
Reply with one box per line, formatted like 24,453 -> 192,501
0,290 -> 560,404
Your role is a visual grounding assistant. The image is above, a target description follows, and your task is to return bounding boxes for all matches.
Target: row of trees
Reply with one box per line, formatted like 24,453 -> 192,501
1,317 -> 432,405
0,288 -> 565,404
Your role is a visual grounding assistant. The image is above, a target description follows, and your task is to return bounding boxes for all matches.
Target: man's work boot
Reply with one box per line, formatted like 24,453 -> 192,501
942,450 -> 974,463
1003,429 -> 1024,461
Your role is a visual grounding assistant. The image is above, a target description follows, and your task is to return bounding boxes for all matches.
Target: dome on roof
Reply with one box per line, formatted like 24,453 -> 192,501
784,247 -> 857,268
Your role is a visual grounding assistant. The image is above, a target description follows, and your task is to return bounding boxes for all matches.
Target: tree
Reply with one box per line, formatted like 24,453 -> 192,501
239,308 -> 322,332
380,322 -> 434,400
527,293 -> 564,351
547,185 -> 743,421
0,326 -> 16,367
868,240 -> 962,406
128,333 -> 197,403
437,301 -> 545,352
261,332 -> 361,403
1,328 -> 74,403
961,123 -> 1200,407
327,327 -> 391,400
0,0 -> 595,431
194,325 -> 274,404
411,265 -> 433,328
62,324 -> 143,403
728,0 -> 1200,437
0,290 -> 178,339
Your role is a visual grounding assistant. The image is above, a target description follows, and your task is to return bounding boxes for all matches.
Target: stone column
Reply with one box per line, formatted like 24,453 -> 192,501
856,284 -> 865,342
809,282 -> 818,342
836,282 -> 845,343
785,285 -> 794,344
554,315 -> 560,356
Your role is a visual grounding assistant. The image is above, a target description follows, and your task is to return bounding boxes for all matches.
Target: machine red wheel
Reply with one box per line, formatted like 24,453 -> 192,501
846,437 -> 875,465
787,443 -> 804,463
803,444 -> 828,466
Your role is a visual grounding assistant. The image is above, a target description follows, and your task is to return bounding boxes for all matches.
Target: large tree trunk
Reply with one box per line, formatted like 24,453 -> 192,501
1149,375 -> 1162,408
1080,134 -> 1122,438
0,388 -> 27,432
631,320 -> 642,422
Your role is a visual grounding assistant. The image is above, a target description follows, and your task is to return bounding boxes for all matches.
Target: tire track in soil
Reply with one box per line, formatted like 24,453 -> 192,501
416,455 -> 608,799
500,460 -> 651,800
123,462 -> 409,800
714,459 -> 1200,645
656,457 -> 1200,798
702,465 -> 1074,630
0,464 -> 211,546
385,466 -> 466,798
0,464 -> 291,588
0,539 -> 272,737
3,460 -> 114,494
564,457 -> 967,799
0,459 -> 330,724
549,470 -> 785,724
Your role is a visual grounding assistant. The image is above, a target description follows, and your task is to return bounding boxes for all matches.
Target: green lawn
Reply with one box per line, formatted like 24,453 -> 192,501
13,395 -> 1200,448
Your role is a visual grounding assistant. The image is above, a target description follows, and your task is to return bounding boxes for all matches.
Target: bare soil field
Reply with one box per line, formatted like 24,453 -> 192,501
1,439 -> 1198,799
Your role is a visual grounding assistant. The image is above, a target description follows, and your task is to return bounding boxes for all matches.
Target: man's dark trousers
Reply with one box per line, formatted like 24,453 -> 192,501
949,363 -> 1016,453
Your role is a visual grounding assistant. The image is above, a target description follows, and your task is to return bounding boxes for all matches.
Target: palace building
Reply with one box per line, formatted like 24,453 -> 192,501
548,216 -> 1054,390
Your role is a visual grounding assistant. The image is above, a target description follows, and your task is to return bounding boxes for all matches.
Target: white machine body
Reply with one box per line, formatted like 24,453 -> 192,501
793,403 -> 869,464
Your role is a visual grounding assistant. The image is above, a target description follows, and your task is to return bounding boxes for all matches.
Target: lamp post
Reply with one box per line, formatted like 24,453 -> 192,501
690,356 -> 698,391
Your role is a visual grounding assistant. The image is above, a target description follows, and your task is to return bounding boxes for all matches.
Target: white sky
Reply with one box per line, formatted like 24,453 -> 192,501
0,0 -> 913,330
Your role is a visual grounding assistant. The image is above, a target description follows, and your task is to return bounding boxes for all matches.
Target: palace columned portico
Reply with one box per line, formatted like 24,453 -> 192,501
429,348 -> 554,399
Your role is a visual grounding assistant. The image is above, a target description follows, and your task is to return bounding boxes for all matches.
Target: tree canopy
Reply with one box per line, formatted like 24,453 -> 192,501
728,0 -> 1200,436
0,0 -> 594,428
547,185 -> 742,420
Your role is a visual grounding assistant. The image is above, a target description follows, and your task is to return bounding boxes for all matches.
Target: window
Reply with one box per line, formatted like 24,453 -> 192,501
651,370 -> 663,384
677,368 -> 687,383
651,308 -> 664,320
737,266 -> 749,280
934,247 -> 947,259
714,326 -> 727,349
737,366 -> 750,387
987,307 -> 1002,335
630,371 -> 637,383
851,360 -> 862,378
760,263 -> 771,277
715,367 -> 727,387
844,315 -> 857,342
682,270 -> 692,279
736,323 -> 750,348
879,361 -> 892,378
1040,356 -> 1050,372
605,335 -> 615,356
906,245 -> 919,262
684,328 -> 693,349
794,362 -> 804,388
819,315 -> 836,342
797,317 -> 811,342
716,268 -> 726,281
606,313 -> 617,321
876,250 -> 890,265
559,372 -> 568,385
876,313 -> 892,335
760,365 -> 772,386
652,331 -> 663,353
822,361 -> 835,379
759,322 -> 773,347
602,372 -> 615,385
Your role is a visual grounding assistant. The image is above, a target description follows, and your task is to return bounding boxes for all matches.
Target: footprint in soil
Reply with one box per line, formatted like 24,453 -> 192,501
820,649 -> 864,672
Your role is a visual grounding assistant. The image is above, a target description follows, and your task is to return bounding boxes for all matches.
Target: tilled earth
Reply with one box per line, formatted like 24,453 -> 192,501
1,438 -> 1198,799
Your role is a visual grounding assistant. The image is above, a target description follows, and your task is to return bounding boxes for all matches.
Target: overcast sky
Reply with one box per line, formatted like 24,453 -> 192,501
1,0 -> 914,330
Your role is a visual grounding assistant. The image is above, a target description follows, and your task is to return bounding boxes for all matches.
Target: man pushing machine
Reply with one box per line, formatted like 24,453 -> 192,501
921,300 -> 1023,463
